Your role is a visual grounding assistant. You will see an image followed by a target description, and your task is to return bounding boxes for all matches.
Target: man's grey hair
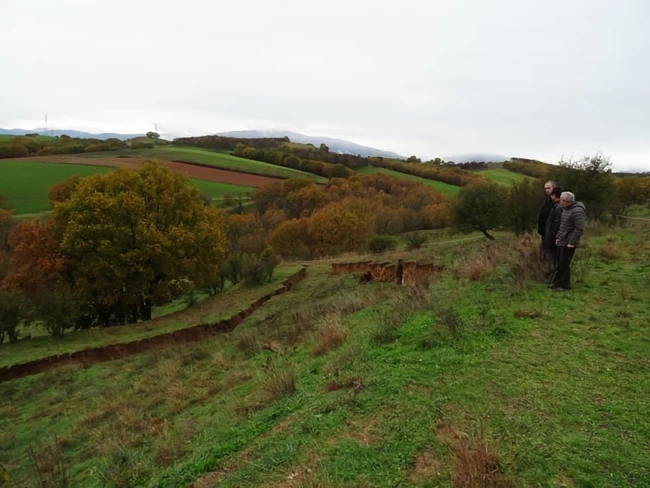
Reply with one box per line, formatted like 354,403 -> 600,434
560,191 -> 575,202
545,180 -> 556,188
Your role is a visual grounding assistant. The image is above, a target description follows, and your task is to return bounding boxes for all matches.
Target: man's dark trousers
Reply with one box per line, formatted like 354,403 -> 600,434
553,246 -> 576,290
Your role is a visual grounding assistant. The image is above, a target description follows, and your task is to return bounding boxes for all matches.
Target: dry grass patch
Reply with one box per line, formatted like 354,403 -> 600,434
235,330 -> 261,353
311,315 -> 348,356
260,360 -> 296,401
223,370 -> 254,390
409,450 -> 443,483
599,241 -> 623,261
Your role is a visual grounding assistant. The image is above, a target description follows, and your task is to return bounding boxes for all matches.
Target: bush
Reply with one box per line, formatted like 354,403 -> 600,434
131,141 -> 154,150
242,247 -> 278,285
368,235 -> 399,254
0,289 -> 26,344
33,287 -> 83,337
406,231 -> 428,250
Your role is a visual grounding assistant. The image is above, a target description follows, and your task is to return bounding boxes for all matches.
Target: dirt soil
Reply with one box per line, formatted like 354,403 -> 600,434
0,268 -> 307,383
17,155 -> 282,188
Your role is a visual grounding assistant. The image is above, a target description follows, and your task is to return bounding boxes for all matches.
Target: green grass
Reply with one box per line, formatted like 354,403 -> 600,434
0,134 -> 55,143
357,165 -> 461,196
81,146 -> 326,182
0,266 -> 300,369
1,228 -> 649,487
476,168 -> 533,186
0,161 -> 254,214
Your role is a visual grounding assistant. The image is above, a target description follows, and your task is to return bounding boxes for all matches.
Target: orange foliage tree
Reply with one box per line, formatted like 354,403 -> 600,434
3,219 -> 65,297
308,200 -> 375,256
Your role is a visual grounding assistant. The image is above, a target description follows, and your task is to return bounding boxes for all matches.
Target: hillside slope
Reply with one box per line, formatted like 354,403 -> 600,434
1,228 -> 648,487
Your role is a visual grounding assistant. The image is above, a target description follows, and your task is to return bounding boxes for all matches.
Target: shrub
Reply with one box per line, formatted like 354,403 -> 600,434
131,141 -> 154,149
599,242 -> 623,261
33,287 -> 83,337
0,289 -> 26,344
406,231 -> 428,250
368,235 -> 399,254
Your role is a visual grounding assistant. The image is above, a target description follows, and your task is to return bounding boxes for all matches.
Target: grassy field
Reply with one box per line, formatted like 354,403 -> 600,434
357,166 -> 461,196
0,134 -> 55,143
476,168 -> 532,186
81,146 -> 326,182
1,226 -> 648,487
0,161 -> 254,214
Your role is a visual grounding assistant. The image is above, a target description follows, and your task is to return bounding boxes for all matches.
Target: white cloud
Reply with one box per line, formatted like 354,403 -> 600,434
1,0 -> 649,170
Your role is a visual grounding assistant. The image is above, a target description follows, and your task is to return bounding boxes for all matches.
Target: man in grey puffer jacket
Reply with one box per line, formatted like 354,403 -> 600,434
550,191 -> 587,291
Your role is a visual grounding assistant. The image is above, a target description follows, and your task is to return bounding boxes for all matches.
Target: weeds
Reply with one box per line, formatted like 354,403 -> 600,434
452,437 -> 505,488
260,357 -> 296,401
439,307 -> 464,338
235,330 -> 261,353
372,313 -> 402,345
311,315 -> 348,357
572,247 -> 593,283
27,437 -> 69,488
508,236 -> 545,289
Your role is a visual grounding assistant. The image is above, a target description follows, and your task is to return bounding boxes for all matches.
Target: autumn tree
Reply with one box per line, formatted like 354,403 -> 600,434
308,201 -> 375,256
453,182 -> 504,240
4,219 -> 65,297
270,218 -> 310,259
48,176 -> 83,206
52,163 -> 228,323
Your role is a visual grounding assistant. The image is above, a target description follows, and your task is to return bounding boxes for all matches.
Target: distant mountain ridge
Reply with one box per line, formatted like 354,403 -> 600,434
217,129 -> 403,159
443,153 -> 510,163
0,128 -> 144,141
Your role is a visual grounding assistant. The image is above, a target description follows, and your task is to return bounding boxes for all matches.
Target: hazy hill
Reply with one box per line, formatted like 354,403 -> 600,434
0,128 -> 144,140
444,153 -> 509,163
218,129 -> 403,159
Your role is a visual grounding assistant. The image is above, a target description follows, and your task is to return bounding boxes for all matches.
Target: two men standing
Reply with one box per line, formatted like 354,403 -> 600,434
537,181 -> 587,291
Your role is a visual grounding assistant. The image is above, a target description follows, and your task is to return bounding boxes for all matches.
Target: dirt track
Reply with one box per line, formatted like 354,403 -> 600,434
0,268 -> 307,383
17,155 -> 282,188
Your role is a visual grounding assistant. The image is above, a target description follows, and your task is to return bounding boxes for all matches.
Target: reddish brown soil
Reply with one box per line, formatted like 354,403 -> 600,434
0,268 -> 306,383
332,260 -> 444,287
17,155 -> 282,188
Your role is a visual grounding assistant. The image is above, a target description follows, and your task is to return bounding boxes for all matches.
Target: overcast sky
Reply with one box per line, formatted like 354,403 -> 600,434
1,0 -> 649,171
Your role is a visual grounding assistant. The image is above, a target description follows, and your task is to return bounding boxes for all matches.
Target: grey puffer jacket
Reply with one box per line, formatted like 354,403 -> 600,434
556,202 -> 587,247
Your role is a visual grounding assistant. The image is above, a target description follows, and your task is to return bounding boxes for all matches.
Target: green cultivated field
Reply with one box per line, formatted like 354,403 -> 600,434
2,227 -> 648,486
0,161 -> 254,214
477,168 -> 532,186
81,146 -> 326,182
357,165 -> 461,196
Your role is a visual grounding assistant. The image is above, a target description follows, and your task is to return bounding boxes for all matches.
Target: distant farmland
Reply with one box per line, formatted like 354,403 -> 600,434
356,165 -> 461,196
0,161 -> 254,214
476,168 -> 533,186
80,146 -> 326,182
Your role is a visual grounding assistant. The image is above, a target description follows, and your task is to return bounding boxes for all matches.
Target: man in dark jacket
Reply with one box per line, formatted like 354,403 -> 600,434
537,181 -> 556,252
542,187 -> 563,280
551,191 -> 587,291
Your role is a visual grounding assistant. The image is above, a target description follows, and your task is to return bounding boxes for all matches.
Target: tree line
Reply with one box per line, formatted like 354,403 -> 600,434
232,145 -> 353,179
0,135 -> 127,159
172,135 -> 290,151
